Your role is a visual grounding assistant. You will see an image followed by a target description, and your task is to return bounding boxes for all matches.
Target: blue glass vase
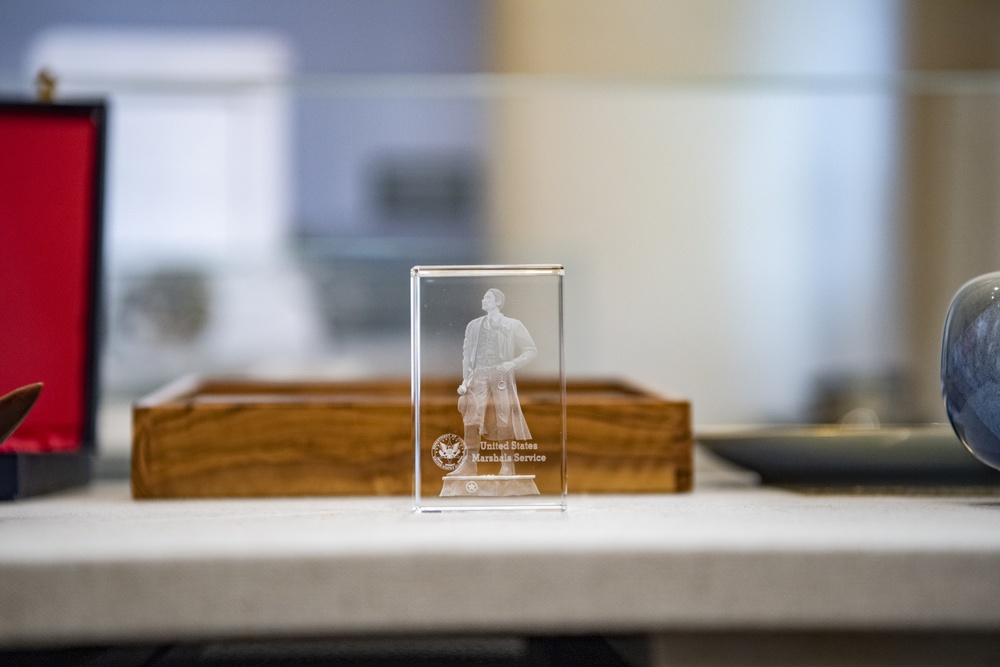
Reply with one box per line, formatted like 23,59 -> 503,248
942,272 -> 1000,471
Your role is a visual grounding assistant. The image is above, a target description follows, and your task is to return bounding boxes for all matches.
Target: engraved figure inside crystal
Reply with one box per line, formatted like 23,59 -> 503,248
440,288 -> 540,496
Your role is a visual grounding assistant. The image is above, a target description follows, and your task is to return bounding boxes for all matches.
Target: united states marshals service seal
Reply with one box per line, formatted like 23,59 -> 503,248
431,433 -> 467,471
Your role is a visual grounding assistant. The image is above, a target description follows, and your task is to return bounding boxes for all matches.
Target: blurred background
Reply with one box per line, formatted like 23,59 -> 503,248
0,0 -> 998,460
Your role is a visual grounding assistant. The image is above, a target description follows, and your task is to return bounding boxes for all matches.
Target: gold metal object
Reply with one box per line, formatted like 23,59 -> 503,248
35,68 -> 57,103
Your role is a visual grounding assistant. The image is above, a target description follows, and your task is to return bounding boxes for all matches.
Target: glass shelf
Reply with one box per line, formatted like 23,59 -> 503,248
4,70 -> 1000,98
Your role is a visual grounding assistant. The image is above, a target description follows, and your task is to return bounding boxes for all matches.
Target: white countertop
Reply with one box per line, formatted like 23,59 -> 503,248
3,454 -> 1000,648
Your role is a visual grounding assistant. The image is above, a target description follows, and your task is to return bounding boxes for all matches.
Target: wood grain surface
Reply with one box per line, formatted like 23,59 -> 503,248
132,377 -> 691,498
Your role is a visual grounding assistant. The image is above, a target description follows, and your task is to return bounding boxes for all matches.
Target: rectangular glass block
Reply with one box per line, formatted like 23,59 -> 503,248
412,265 -> 566,511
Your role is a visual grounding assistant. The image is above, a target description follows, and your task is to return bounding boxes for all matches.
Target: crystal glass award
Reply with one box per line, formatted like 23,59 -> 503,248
412,265 -> 566,511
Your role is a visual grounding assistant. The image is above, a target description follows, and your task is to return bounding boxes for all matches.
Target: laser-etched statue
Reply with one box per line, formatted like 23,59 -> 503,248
447,288 -> 536,477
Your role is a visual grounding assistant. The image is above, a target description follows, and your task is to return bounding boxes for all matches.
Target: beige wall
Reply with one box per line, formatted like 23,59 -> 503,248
898,1 -> 1000,420
487,1 -> 906,423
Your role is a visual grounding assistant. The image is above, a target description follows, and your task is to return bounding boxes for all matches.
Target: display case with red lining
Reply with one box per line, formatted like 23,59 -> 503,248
0,101 -> 106,499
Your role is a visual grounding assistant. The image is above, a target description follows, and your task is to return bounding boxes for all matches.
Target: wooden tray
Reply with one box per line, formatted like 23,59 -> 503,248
132,377 -> 691,498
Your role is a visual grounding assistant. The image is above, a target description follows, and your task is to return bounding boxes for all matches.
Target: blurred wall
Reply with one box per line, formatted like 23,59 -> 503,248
488,0 -> 905,424
2,1 -> 997,429
0,0 -> 489,242
898,0 -> 1000,421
